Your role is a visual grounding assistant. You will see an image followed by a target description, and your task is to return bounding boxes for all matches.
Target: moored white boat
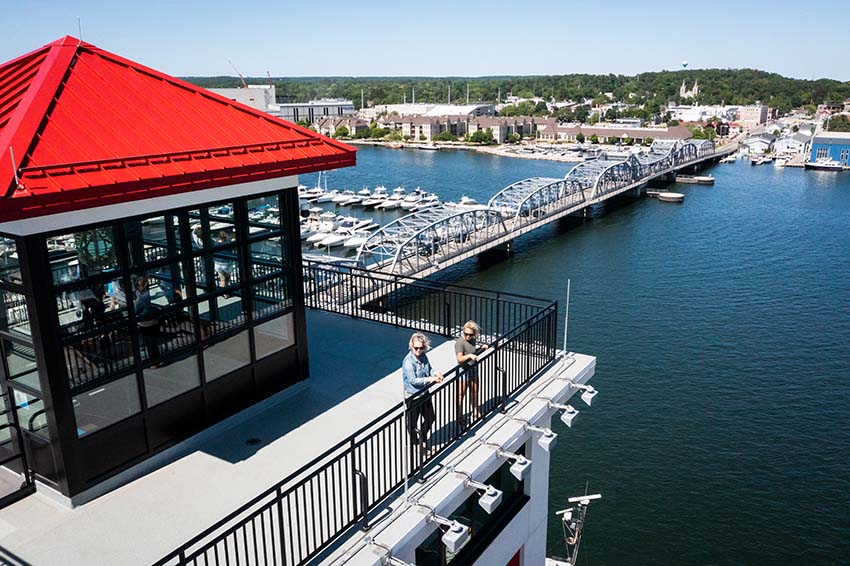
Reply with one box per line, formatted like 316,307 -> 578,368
804,157 -> 844,171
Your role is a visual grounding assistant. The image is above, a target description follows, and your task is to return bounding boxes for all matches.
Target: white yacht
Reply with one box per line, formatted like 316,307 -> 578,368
399,188 -> 427,210
314,189 -> 339,204
336,215 -> 375,232
410,193 -> 441,212
332,190 -> 355,204
342,230 -> 372,250
377,186 -> 406,210
362,185 -> 389,208
305,212 -> 338,243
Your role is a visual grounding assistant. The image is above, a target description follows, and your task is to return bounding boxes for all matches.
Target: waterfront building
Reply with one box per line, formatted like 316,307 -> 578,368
315,116 -> 369,138
467,116 -> 534,143
742,133 -> 776,154
276,98 -> 356,124
535,123 -> 690,145
737,104 -> 770,126
666,105 -> 738,123
209,87 -> 356,126
774,132 -> 811,155
364,103 -> 495,120
209,84 -> 276,112
0,36 -> 355,504
809,132 -> 850,166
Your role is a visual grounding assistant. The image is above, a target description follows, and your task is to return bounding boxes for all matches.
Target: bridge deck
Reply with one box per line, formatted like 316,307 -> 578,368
350,140 -> 734,281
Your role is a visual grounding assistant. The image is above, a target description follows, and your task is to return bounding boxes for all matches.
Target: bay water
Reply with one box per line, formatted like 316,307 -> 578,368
303,147 -> 850,565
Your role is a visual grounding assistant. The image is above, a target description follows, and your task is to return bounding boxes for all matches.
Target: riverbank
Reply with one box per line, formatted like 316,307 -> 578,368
343,138 -> 742,164
345,139 -> 592,163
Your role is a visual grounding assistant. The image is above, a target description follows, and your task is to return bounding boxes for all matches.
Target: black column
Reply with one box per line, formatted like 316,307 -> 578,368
16,234 -> 79,496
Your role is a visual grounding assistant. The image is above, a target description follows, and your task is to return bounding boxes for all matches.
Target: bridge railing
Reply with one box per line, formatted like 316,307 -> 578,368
155,264 -> 558,566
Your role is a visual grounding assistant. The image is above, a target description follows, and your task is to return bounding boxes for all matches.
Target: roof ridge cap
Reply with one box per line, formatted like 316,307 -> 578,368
1,38 -> 80,197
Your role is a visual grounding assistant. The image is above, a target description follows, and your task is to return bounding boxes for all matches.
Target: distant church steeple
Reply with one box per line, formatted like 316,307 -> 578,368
680,79 -> 699,100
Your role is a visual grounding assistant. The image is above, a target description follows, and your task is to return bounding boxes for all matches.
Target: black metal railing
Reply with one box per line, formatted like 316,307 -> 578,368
303,259 -> 552,341
155,269 -> 557,566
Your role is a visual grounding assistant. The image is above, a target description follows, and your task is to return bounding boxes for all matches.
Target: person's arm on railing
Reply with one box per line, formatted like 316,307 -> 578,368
402,355 -> 442,390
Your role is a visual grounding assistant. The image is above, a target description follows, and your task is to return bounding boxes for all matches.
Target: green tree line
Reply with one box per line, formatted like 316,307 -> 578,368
184,69 -> 850,116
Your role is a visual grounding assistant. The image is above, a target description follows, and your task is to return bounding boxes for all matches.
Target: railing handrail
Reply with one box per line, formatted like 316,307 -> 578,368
302,258 -> 554,308
155,267 -> 558,566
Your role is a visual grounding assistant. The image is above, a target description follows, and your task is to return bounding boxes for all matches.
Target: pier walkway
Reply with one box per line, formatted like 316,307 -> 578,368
354,139 -> 734,279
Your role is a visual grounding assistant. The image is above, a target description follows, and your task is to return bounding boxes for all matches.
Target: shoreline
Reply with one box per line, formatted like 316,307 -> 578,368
344,139 -> 590,163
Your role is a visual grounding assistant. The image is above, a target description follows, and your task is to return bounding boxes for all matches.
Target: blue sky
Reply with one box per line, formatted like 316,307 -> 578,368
3,0 -> 848,81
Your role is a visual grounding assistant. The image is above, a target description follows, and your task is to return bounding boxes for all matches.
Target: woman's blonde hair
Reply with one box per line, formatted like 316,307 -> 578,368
462,320 -> 480,337
409,332 -> 431,351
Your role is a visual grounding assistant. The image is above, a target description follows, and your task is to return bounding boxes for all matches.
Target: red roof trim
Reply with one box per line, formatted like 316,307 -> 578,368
1,152 -> 355,222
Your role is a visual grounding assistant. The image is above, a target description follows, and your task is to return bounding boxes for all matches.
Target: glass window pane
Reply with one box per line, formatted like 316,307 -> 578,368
72,374 -> 141,437
49,227 -> 119,285
57,280 -> 135,389
254,314 -> 294,359
13,390 -> 49,439
0,236 -> 21,285
247,195 -> 281,239
1,289 -> 31,339
198,293 -> 247,339
252,276 -> 291,319
125,214 -> 183,266
193,248 -> 241,296
250,236 -> 285,279
2,341 -> 39,391
203,331 -> 250,381
143,350 -> 200,407
188,204 -> 236,251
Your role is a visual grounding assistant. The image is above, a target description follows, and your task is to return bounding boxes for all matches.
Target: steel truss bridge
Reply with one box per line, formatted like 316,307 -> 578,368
352,139 -> 732,279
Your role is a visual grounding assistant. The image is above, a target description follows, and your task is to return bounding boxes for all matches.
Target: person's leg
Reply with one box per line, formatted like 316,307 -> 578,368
421,398 -> 436,452
456,375 -> 469,426
406,398 -> 422,445
469,376 -> 480,420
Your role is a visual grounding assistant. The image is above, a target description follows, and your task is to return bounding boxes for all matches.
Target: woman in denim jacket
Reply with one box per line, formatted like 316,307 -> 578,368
402,332 -> 443,455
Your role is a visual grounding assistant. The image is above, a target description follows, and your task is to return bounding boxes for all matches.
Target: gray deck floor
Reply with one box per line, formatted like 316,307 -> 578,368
0,311 -> 458,566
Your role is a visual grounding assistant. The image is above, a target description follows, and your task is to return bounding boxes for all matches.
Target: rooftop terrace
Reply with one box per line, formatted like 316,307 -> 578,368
0,311 -> 455,566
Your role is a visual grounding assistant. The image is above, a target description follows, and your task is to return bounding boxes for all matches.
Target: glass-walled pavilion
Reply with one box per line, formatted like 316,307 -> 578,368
0,184 -> 309,499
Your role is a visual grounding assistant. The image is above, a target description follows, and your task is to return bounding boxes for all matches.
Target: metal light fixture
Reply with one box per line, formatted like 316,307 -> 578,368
453,469 -> 503,514
547,401 -> 579,428
429,514 -> 470,553
499,449 -> 532,482
527,423 -> 558,452
562,381 -> 598,406
513,417 -> 558,452
370,540 -> 416,566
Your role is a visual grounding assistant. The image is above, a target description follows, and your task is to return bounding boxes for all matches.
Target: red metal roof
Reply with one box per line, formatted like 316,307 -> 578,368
0,36 -> 356,222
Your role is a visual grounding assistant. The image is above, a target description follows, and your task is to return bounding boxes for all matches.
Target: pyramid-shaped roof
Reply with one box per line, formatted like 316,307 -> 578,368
0,36 -> 356,222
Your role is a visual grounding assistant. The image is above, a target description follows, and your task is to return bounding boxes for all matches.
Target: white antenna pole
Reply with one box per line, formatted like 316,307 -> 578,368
563,279 -> 571,352
412,86 -> 415,104
448,84 -> 451,105
466,83 -> 469,105
76,16 -> 83,43
361,88 -> 364,109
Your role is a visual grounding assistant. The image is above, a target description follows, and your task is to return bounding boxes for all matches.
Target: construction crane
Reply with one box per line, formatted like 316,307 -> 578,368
228,59 -> 248,89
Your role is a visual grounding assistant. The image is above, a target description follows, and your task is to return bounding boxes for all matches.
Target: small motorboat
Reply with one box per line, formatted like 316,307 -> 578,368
658,192 -> 685,203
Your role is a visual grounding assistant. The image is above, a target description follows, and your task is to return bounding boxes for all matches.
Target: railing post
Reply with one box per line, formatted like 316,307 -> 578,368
498,367 -> 507,412
443,294 -> 451,335
525,319 -> 532,382
354,470 -> 370,531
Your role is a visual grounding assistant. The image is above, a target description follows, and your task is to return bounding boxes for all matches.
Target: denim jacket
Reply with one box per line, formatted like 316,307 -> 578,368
402,351 -> 434,398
